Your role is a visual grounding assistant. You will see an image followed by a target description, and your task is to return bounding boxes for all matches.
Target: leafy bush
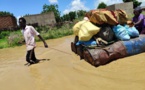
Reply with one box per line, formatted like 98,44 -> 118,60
35,26 -> 50,33
7,32 -> 23,47
0,31 -> 11,39
36,27 -> 73,41
0,22 -> 74,49
0,39 -> 9,49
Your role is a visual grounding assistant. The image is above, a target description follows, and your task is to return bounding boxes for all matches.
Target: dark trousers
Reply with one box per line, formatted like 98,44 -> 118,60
26,48 -> 37,63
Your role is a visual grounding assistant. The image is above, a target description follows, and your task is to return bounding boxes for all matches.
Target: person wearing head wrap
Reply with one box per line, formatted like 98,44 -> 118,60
132,6 -> 145,34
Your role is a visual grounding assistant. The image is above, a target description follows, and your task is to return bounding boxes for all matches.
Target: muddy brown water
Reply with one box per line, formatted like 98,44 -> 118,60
0,35 -> 145,90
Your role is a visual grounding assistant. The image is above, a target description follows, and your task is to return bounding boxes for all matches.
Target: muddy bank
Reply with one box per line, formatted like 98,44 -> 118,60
0,35 -> 145,90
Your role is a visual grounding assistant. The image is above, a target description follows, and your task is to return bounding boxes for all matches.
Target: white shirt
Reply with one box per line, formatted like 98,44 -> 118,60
21,25 -> 40,51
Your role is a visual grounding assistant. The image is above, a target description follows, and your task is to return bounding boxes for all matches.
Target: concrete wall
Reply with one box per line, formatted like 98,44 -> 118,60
24,12 -> 56,27
0,16 -> 17,30
107,2 -> 133,15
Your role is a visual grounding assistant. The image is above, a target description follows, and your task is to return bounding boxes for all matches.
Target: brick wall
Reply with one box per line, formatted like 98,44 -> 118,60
0,16 -> 17,30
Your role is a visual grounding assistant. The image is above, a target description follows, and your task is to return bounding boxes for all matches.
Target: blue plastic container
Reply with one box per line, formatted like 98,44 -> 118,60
122,35 -> 145,56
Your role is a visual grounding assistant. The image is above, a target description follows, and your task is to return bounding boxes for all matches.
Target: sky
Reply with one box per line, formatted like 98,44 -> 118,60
0,0 -> 145,19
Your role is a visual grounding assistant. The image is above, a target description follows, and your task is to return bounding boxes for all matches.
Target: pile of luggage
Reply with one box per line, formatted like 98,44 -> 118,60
71,9 -> 145,67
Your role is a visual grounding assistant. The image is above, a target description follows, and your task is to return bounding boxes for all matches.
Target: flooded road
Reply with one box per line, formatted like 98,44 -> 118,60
0,35 -> 145,90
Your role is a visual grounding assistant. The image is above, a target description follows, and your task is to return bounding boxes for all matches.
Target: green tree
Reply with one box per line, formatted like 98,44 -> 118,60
61,14 -> 70,21
61,10 -> 86,22
41,4 -> 61,22
77,10 -> 87,17
69,11 -> 76,21
97,2 -> 107,9
123,0 -> 142,8
0,11 -> 13,16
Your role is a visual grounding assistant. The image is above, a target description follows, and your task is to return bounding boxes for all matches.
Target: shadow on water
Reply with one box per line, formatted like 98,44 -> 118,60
24,58 -> 50,66
38,58 -> 50,61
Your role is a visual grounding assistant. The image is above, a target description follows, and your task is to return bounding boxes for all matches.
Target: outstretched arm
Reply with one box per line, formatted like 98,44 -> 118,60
30,26 -> 48,48
134,19 -> 142,25
37,35 -> 48,48
133,14 -> 144,26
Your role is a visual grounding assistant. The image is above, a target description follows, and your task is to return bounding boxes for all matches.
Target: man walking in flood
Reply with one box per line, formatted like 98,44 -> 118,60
19,17 -> 48,65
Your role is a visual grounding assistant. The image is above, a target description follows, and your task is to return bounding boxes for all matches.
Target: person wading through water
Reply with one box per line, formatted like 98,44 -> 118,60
19,17 -> 48,65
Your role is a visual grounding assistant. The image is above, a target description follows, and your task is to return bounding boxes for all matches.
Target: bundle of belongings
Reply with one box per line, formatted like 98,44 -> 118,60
71,9 -> 145,67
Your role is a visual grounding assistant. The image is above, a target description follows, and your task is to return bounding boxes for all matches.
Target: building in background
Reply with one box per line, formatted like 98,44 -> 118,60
0,15 -> 17,30
24,12 -> 56,27
107,2 -> 133,15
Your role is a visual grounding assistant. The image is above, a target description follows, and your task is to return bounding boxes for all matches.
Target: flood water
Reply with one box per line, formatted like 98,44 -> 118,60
0,35 -> 145,90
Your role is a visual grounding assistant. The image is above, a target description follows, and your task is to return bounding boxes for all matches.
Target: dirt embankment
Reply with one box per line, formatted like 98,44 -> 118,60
0,35 -> 145,90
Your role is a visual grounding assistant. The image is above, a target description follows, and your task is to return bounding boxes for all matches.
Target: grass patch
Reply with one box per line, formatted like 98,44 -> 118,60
36,28 -> 73,41
0,38 -> 9,49
0,23 -> 74,49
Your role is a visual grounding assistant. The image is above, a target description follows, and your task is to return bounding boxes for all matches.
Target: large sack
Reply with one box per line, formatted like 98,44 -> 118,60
95,25 -> 115,42
113,24 -> 130,41
85,10 -> 96,19
89,9 -> 118,25
73,20 -> 100,41
73,20 -> 87,35
124,25 -> 139,38
114,9 -> 128,24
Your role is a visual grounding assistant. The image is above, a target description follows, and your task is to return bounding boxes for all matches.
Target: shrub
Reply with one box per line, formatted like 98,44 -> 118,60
0,39 -> 8,49
7,32 -> 23,47
36,28 -> 73,41
0,22 -> 74,49
0,31 -> 11,39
